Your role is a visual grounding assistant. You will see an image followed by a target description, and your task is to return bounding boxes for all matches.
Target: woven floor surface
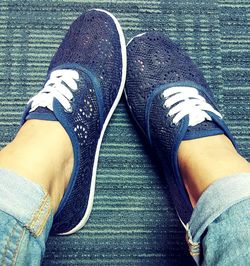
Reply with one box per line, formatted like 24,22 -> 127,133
0,0 -> 249,265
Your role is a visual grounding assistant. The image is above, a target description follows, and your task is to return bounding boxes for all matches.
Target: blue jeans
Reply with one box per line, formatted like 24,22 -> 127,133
186,173 -> 250,265
0,169 -> 250,265
0,169 -> 53,265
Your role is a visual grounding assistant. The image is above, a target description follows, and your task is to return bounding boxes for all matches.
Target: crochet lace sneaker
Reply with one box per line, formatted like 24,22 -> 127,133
125,32 -> 237,226
21,9 -> 126,235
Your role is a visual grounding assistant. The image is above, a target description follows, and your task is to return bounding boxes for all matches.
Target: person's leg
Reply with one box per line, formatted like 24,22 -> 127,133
125,32 -> 250,265
186,173 -> 250,265
178,136 -> 250,264
0,120 -> 71,264
0,8 -> 126,264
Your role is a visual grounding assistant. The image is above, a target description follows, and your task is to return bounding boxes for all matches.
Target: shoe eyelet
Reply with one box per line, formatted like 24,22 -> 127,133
64,100 -> 74,113
162,103 -> 167,109
64,106 -> 73,113
170,121 -> 176,128
165,113 -> 171,118
160,93 -> 165,100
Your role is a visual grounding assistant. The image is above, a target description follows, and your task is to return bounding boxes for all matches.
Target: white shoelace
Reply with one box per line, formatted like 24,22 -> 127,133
162,86 -> 222,126
28,69 -> 80,113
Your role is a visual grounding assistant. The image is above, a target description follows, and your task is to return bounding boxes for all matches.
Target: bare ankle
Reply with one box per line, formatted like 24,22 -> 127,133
0,120 -> 73,213
178,134 -> 250,207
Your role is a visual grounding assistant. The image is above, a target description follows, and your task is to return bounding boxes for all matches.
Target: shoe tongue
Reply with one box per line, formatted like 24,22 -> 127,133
25,106 -> 58,121
183,120 -> 224,140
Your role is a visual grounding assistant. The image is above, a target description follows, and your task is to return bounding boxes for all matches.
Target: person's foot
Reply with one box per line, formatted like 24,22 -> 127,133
0,9 -> 127,235
125,32 -> 249,226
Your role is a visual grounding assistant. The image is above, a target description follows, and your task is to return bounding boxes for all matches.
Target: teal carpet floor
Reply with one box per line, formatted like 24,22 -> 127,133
0,0 -> 249,265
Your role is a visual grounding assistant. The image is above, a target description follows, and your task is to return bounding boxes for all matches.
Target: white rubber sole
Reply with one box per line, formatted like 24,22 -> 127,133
60,9 -> 127,235
127,32 -> 147,46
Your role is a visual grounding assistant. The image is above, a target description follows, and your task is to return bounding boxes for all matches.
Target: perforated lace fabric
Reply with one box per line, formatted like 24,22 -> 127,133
48,10 -> 122,117
126,32 -> 212,129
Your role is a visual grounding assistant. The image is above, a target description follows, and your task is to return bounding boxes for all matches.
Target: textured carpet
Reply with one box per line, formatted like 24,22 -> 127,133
0,0 -> 249,265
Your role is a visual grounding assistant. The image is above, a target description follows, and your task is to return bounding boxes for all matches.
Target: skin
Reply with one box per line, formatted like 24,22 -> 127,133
0,120 -> 73,212
178,134 -> 250,207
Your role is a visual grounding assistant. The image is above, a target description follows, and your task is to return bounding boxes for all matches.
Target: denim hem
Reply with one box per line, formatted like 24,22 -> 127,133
0,168 -> 53,237
185,173 -> 250,264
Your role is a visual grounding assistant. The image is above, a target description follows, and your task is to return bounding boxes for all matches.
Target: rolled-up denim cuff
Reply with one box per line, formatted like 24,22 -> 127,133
0,168 -> 53,238
186,173 -> 250,264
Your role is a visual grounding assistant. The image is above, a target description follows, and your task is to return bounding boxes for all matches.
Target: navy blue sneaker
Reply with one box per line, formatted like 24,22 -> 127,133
21,9 -> 127,235
125,32 -> 237,226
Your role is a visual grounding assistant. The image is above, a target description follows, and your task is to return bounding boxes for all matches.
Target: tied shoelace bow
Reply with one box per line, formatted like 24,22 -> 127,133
161,86 -> 222,126
28,69 -> 80,113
